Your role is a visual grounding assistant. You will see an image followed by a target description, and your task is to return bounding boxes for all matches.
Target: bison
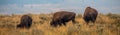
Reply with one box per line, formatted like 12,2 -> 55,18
50,11 -> 76,27
17,15 -> 32,29
83,7 -> 98,24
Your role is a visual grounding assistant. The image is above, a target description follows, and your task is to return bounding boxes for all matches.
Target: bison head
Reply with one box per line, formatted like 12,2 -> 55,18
50,21 -> 58,27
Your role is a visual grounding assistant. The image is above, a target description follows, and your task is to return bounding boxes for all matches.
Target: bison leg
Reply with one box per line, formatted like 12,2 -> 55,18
91,18 -> 96,24
28,21 -> 32,28
26,23 -> 31,29
58,21 -> 62,26
84,20 -> 88,25
52,23 -> 58,27
63,22 -> 66,26
61,20 -> 66,26
91,16 -> 97,24
84,17 -> 90,25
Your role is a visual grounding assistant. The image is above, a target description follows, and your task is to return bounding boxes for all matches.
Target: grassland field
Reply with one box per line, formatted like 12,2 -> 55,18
0,13 -> 120,35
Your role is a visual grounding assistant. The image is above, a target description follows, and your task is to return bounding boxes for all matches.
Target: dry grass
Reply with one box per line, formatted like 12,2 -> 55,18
0,13 -> 120,35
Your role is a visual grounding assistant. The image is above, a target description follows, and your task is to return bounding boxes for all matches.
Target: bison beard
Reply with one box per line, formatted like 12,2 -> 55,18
17,15 -> 32,29
83,7 -> 98,24
50,11 -> 76,27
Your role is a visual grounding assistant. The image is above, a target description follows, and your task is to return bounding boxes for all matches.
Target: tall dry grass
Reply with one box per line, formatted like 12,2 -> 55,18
0,13 -> 120,35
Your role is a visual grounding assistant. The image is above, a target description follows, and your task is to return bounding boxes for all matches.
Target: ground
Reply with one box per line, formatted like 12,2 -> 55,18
0,13 -> 120,35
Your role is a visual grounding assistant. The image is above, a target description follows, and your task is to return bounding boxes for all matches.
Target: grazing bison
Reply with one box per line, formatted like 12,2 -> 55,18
17,15 -> 32,29
83,7 -> 98,24
50,11 -> 76,27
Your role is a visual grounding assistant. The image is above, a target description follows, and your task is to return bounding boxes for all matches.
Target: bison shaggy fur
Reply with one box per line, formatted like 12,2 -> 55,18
83,7 -> 98,24
50,11 -> 76,27
17,15 -> 32,29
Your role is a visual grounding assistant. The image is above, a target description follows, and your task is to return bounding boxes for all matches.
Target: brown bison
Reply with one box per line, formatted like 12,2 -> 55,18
50,11 -> 76,27
83,7 -> 98,24
17,15 -> 32,29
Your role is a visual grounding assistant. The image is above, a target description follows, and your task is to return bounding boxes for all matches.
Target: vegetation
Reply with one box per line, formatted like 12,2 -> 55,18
0,13 -> 120,35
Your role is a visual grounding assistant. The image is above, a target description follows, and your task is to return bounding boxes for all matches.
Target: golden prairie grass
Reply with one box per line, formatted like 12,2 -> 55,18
0,13 -> 120,35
